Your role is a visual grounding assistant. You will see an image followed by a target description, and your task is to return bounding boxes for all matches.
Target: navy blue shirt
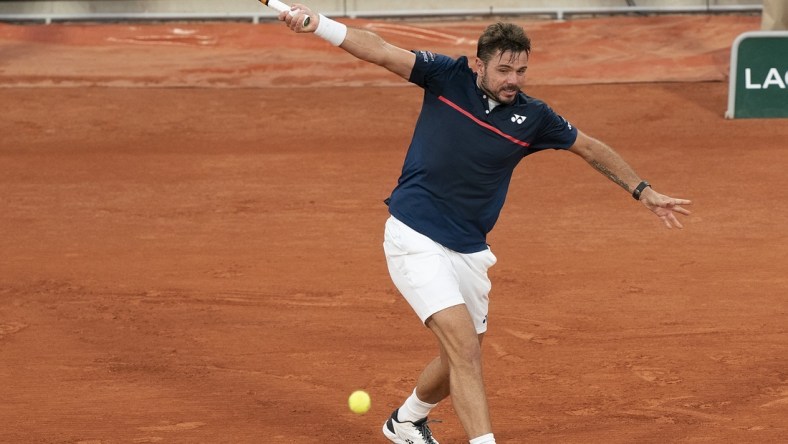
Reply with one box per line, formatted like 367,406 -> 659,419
387,51 -> 578,253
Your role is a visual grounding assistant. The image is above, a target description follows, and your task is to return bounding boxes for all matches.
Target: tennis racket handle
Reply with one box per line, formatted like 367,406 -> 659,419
263,0 -> 311,26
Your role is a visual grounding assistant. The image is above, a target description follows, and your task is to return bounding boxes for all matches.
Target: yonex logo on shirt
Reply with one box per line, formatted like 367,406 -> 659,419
511,114 -> 526,124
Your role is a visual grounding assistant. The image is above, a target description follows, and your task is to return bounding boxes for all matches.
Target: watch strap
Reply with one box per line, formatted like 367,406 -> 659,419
632,180 -> 651,201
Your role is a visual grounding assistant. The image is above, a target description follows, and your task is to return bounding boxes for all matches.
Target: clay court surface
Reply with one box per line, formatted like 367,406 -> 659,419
1,13 -> 787,443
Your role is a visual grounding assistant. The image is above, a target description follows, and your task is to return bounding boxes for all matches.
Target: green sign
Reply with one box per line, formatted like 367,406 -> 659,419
726,31 -> 788,119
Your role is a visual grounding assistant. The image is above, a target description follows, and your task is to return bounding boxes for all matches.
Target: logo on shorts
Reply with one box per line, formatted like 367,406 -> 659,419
511,114 -> 526,124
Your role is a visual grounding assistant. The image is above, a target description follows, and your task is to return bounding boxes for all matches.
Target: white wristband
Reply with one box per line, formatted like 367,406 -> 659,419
314,14 -> 347,46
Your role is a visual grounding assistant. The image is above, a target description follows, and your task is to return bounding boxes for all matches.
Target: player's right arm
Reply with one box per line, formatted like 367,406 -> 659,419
278,4 -> 416,80
338,28 -> 416,80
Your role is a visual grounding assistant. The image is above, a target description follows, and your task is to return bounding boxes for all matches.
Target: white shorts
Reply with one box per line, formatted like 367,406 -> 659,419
383,216 -> 497,334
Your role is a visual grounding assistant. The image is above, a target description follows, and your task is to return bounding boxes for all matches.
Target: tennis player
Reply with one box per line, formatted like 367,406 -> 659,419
276,6 -> 692,444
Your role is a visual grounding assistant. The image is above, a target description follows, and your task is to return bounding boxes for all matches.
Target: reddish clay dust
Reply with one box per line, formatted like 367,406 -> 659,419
1,14 -> 787,444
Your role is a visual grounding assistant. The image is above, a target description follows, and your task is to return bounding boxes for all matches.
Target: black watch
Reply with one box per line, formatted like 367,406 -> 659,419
632,180 -> 651,201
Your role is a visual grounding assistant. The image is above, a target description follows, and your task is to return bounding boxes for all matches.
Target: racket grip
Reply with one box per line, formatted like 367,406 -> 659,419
264,0 -> 311,26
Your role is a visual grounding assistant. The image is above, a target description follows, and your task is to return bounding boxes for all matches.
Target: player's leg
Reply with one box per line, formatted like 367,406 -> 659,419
426,305 -> 492,439
385,322 -> 486,444
414,354 -> 450,404
418,244 -> 496,441
458,248 -> 497,443
382,215 -> 460,443
382,216 -> 496,442
408,331 -> 485,409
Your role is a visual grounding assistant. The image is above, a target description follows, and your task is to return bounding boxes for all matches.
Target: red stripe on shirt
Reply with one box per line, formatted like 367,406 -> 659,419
438,96 -> 530,148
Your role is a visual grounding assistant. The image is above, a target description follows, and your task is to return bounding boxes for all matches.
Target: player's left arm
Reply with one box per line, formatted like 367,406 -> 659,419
568,130 -> 692,229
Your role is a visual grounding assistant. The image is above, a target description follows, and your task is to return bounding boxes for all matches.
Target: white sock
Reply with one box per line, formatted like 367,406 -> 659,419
469,433 -> 496,444
396,388 -> 437,423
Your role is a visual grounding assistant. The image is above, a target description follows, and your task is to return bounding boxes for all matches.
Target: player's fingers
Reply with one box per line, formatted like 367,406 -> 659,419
281,11 -> 299,30
662,216 -> 674,229
667,212 -> 684,229
289,4 -> 312,30
290,11 -> 302,30
279,8 -> 298,29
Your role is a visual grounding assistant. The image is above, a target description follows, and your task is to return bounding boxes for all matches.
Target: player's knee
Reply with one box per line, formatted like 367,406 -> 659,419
447,341 -> 483,371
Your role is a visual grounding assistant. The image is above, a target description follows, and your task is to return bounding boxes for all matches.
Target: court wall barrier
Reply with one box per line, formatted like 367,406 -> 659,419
0,0 -> 763,24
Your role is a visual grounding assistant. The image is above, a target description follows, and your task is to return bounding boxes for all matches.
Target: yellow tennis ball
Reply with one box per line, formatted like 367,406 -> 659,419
348,390 -> 371,414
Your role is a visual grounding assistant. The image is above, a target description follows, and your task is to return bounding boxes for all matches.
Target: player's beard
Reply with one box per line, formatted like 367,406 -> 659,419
478,72 -> 519,104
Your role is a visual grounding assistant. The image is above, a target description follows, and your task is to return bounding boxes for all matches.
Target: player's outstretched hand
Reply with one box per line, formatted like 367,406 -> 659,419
639,188 -> 692,229
279,3 -> 317,33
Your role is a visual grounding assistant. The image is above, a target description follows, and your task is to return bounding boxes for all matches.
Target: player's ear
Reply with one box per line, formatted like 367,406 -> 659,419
474,57 -> 484,73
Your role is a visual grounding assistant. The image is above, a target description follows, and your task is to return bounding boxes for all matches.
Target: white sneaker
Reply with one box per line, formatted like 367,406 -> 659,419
382,409 -> 439,444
